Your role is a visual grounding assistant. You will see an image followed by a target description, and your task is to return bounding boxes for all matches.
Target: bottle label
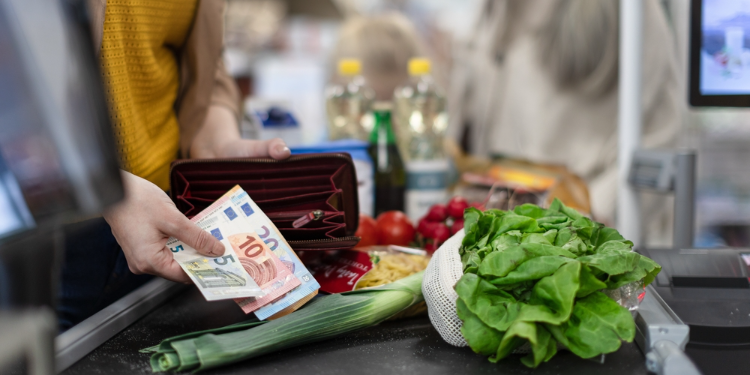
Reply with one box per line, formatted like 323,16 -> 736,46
353,158 -> 374,217
405,159 -> 449,222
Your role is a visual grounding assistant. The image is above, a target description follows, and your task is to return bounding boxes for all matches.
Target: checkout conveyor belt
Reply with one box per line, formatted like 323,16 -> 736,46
60,286 -> 653,375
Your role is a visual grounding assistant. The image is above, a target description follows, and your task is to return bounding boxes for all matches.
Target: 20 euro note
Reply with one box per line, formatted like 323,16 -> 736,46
168,192 -> 264,301
229,186 -> 320,320
229,231 -> 301,314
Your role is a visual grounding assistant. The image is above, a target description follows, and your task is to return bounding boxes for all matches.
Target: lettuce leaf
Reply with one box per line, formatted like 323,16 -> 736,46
546,292 -> 635,359
494,321 -> 556,368
455,200 -> 660,368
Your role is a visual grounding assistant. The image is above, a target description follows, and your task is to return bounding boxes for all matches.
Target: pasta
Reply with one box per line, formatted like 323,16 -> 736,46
354,252 -> 431,320
354,253 -> 430,289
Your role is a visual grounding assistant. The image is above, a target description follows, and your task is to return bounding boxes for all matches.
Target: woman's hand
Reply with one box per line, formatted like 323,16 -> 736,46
190,105 -> 291,160
103,171 -> 226,283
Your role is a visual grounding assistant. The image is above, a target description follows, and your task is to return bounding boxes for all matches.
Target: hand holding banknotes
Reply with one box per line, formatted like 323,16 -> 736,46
103,171 -> 226,283
104,108 -> 291,284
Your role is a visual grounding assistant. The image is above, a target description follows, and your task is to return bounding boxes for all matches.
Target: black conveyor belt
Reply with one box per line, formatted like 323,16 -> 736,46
62,287 -> 650,375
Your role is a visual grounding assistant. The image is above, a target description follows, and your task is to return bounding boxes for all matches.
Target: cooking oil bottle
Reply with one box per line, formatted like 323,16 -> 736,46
325,59 -> 375,141
393,58 -> 449,222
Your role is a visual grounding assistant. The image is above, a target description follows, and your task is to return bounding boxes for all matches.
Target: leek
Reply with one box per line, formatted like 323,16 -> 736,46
147,271 -> 424,373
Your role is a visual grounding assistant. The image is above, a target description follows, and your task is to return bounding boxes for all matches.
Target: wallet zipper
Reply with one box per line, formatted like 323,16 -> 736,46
292,210 -> 324,228
170,153 -> 353,172
287,236 -> 360,247
267,210 -> 336,220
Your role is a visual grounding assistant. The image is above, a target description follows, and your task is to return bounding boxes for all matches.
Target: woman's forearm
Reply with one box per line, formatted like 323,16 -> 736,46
189,105 -> 240,159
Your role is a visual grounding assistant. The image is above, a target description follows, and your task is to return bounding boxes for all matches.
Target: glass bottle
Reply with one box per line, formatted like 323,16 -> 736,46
368,103 -> 406,216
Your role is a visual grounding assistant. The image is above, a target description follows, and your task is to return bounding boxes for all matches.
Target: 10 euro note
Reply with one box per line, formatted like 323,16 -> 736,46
168,191 -> 264,301
230,231 -> 301,313
229,186 -> 320,320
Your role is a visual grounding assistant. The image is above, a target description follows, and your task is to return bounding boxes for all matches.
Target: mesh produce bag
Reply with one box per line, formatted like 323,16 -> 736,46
422,229 -> 468,347
422,230 -> 645,348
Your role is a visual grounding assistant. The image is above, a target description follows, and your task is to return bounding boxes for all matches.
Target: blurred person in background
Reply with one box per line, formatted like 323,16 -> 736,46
448,0 -> 680,245
59,0 -> 290,330
330,13 -> 425,100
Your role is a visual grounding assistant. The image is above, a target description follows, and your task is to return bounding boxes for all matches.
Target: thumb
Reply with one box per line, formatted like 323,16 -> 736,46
164,213 -> 226,257
267,138 -> 291,160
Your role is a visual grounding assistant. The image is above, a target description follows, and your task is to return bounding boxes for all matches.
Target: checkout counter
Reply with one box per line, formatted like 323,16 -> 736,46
2,0 -> 750,374
59,281 -> 650,375
55,148 -> 750,375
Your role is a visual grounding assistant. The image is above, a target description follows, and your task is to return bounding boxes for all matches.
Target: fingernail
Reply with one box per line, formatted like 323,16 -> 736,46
275,145 -> 290,155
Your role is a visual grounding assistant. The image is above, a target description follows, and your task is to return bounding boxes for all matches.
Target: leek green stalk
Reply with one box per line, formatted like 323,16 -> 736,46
147,271 -> 424,373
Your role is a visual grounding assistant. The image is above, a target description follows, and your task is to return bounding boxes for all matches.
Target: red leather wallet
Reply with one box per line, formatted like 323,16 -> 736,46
170,153 -> 361,252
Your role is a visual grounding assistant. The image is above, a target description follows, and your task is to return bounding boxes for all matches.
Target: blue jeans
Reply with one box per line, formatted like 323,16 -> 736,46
57,218 -> 152,332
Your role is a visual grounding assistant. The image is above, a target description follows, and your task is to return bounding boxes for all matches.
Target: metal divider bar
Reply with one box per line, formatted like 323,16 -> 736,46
55,278 -> 185,372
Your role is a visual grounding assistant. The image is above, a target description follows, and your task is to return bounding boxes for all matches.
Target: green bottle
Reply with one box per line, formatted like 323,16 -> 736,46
368,104 -> 406,216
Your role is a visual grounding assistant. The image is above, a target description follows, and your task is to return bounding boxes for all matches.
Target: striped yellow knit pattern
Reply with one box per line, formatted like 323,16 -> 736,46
101,0 -> 198,191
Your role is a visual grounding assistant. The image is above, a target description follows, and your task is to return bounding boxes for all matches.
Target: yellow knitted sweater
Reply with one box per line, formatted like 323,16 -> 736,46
101,0 -> 198,191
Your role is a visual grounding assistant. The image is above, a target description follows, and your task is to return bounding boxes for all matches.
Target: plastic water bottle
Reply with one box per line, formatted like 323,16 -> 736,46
393,58 -> 449,222
325,59 -> 375,141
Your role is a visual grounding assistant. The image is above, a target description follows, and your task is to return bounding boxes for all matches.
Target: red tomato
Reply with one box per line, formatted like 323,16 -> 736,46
447,196 -> 469,219
354,213 -> 378,248
375,211 -> 416,246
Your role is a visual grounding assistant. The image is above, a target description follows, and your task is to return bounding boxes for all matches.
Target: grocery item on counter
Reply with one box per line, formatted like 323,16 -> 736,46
144,272 -> 425,373
417,196 -> 484,253
355,211 -> 416,249
423,199 -> 661,368
368,103 -> 406,215
354,213 -> 378,247
393,58 -> 450,222
355,252 -> 429,290
307,246 -> 428,294
325,59 -> 375,141
444,139 -> 591,216
374,211 -> 415,247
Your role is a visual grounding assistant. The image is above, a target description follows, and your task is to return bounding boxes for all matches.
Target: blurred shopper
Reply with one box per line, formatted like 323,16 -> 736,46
449,0 -> 680,245
330,13 -> 425,100
59,0 -> 290,330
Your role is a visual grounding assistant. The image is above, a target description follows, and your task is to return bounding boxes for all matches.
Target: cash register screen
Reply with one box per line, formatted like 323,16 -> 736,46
690,0 -> 750,106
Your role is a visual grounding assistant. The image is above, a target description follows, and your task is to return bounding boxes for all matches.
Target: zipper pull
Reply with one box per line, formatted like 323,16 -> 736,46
293,210 -> 324,228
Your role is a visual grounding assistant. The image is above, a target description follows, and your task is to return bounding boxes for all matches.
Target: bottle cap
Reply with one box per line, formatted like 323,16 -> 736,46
338,59 -> 361,76
408,58 -> 431,76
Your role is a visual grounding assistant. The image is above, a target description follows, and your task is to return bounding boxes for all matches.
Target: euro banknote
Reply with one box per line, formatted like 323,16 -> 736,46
167,190 -> 263,301
230,231 -> 301,313
229,186 -> 321,320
